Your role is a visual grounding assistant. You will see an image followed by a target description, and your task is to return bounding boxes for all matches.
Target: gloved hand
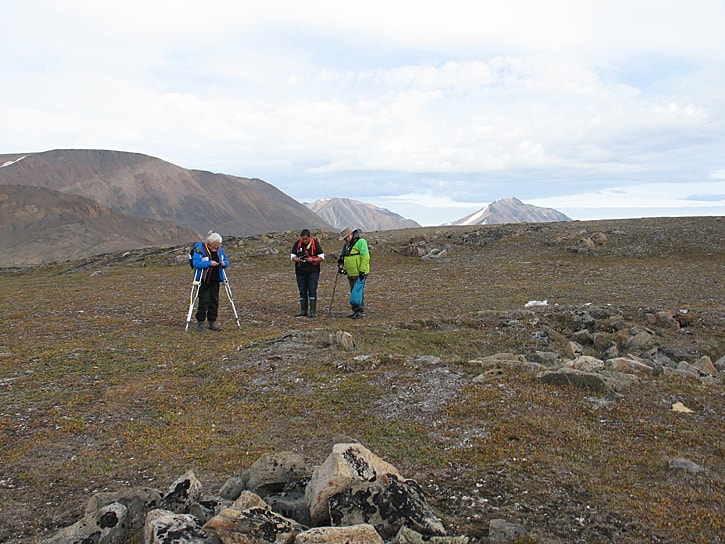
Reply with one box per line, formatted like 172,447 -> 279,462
358,271 -> 366,280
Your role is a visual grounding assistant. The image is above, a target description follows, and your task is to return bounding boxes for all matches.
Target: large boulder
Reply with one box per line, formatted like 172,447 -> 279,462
305,443 -> 401,525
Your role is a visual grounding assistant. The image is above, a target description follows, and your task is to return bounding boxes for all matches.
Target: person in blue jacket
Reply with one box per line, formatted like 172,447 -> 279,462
191,231 -> 229,331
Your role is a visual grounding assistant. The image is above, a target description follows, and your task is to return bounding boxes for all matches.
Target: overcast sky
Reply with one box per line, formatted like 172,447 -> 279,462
2,1 -> 724,225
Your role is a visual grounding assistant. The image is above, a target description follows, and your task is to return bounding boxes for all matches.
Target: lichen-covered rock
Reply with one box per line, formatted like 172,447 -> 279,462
242,451 -> 311,498
203,506 -> 307,544
328,475 -> 446,539
305,443 -> 401,525
144,509 -> 220,544
160,470 -> 203,514
394,526 -> 470,543
85,487 -> 161,533
293,524 -> 384,543
41,502 -> 128,544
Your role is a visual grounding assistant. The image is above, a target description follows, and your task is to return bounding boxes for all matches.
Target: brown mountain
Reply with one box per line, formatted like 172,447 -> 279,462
0,149 -> 333,236
0,184 -> 199,265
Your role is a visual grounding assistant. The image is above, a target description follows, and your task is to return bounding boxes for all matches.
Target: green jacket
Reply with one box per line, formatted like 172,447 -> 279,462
342,237 -> 370,277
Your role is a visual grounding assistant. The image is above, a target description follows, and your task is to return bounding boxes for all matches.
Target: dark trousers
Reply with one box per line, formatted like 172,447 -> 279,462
196,281 -> 220,322
296,271 -> 320,301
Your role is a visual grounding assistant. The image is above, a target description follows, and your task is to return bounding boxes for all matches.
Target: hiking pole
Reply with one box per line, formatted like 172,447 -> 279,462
327,269 -> 340,317
220,268 -> 242,329
185,274 -> 202,331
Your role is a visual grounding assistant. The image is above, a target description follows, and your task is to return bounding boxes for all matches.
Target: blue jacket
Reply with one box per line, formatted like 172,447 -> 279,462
191,241 -> 229,283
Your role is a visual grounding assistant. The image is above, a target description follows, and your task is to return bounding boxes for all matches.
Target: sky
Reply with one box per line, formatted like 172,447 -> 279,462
2,1 -> 724,226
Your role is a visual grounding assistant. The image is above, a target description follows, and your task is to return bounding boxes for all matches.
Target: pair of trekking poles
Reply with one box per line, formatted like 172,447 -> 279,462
184,266 -> 241,331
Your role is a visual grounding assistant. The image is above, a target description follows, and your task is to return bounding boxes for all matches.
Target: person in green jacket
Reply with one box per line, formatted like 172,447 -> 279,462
337,227 -> 370,319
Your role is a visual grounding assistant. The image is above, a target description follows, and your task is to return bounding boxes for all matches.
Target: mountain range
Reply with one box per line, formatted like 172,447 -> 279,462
0,149 -> 572,265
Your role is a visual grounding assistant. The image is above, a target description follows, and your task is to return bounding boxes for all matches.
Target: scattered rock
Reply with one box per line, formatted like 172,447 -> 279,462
668,458 -> 705,474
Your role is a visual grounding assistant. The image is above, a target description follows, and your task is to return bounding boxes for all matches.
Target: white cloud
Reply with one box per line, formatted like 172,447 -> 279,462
2,0 -> 724,226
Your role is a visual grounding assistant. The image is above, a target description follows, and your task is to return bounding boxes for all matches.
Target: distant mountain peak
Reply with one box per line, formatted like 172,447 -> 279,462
306,197 -> 420,231
450,197 -> 571,225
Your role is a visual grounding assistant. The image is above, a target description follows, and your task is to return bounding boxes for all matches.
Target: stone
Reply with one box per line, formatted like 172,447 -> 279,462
242,451 -> 312,498
85,487 -> 161,534
305,443 -> 401,526
232,490 -> 270,511
564,355 -> 605,372
668,458 -> 705,474
203,506 -> 306,544
189,496 -> 231,524
692,356 -> 717,377
144,509 -> 219,544
328,476 -> 446,539
219,476 -> 246,500
488,518 -> 529,543
394,526 -> 470,543
607,357 -> 654,376
265,490 -> 313,527
41,502 -> 128,544
160,470 -> 203,514
625,331 -> 655,352
294,524 -> 384,543
330,331 -> 357,352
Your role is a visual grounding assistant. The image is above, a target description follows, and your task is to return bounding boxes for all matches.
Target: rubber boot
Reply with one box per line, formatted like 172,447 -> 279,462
295,297 -> 308,317
196,320 -> 205,331
208,321 -> 222,331
308,299 -> 317,318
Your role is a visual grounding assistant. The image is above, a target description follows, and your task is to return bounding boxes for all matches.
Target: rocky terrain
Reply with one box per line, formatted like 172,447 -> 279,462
0,217 -> 723,543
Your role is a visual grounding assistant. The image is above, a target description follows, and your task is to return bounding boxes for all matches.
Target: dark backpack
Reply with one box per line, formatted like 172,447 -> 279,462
188,246 -> 197,269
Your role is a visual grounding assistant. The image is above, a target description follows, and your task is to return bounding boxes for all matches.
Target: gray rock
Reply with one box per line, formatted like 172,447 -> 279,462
294,524 -> 384,543
328,476 -> 446,539
394,526 -> 470,543
266,490 -> 313,527
41,502 -> 128,544
85,487 -> 161,534
305,442 -> 401,526
203,506 -> 306,544
488,518 -> 529,543
144,509 -> 220,544
668,458 -> 705,474
218,476 -> 245,501
242,451 -> 311,498
160,470 -> 203,514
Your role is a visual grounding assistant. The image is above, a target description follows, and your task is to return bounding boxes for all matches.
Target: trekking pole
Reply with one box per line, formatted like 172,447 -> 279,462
327,270 -> 340,317
185,271 -> 202,331
220,268 -> 242,329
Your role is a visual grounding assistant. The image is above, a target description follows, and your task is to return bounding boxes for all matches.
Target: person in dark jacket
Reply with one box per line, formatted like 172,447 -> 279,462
338,227 -> 370,319
191,231 -> 229,331
290,229 -> 325,317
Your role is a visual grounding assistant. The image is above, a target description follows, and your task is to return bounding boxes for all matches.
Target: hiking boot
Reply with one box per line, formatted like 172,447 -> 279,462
307,299 -> 317,318
295,298 -> 308,317
208,321 -> 222,331
196,321 -> 205,331
350,310 -> 364,319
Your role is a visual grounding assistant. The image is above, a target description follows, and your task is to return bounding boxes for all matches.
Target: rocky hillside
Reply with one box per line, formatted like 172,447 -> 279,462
0,216 -> 722,544
0,184 -> 199,265
0,149 -> 333,239
450,197 -> 572,225
305,197 -> 421,231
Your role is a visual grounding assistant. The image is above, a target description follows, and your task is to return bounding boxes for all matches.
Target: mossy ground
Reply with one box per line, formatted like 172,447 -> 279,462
0,217 -> 723,543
